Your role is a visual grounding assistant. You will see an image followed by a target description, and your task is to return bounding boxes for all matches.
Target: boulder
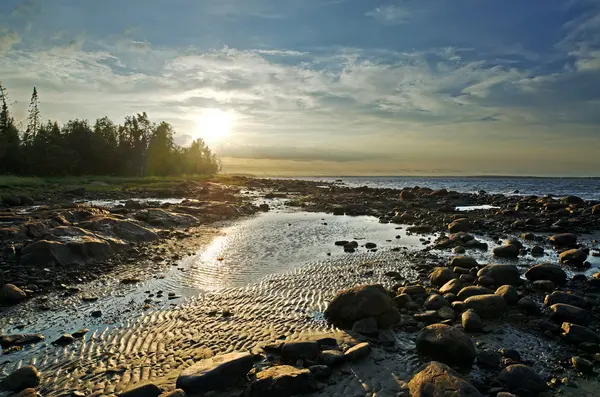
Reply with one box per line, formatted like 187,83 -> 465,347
493,244 -> 520,258
477,265 -> 520,286
249,365 -> 317,397
549,233 -> 577,247
448,219 -> 471,233
449,256 -> 478,268
550,304 -> 590,325
495,285 -> 519,305
572,356 -> 594,374
137,209 -> 198,228
562,323 -> 600,344
525,264 -> 567,286
544,291 -> 587,308
533,280 -> 555,292
416,324 -> 476,368
517,297 -> 541,315
120,384 -> 162,397
559,249 -> 588,267
430,267 -> 457,287
0,366 -> 40,392
424,294 -> 450,310
457,286 -> 493,301
399,190 -> 415,200
464,294 -> 507,318
0,284 -> 27,305
158,391 -> 186,397
476,350 -> 501,369
175,352 -> 254,393
80,216 -> 159,242
408,361 -> 482,397
281,341 -> 320,362
324,284 -> 391,326
593,204 -> 600,215
20,235 -> 117,267
352,317 -> 378,336
317,350 -> 345,367
2,196 -> 21,206
376,308 -> 402,328
344,342 -> 370,362
498,365 -> 547,394
462,310 -> 483,333
0,334 -> 44,349
439,279 -> 466,295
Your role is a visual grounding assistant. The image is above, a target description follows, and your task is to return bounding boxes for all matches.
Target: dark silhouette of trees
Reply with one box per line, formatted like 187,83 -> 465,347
0,85 -> 221,177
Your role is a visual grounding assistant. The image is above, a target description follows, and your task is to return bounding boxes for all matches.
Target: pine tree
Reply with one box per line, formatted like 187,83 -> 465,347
0,82 -> 21,173
24,87 -> 40,146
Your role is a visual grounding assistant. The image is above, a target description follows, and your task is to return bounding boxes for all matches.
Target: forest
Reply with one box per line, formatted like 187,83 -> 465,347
0,83 -> 221,177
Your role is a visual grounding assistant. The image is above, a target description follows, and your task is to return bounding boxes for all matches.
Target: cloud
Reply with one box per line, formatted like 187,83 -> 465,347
366,4 -> 411,25
0,31 -> 21,54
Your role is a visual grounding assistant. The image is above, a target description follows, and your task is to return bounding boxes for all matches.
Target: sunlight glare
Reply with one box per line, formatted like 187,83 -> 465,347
195,108 -> 233,146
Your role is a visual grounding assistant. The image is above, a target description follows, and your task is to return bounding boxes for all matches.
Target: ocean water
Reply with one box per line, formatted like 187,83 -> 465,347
284,176 -> 600,201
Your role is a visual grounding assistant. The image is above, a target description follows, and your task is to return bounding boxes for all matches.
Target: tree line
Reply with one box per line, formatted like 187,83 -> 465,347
0,83 -> 221,177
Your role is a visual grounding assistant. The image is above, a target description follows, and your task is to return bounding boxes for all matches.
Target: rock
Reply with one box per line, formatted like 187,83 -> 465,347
65,187 -> 86,197
495,285 -> 519,305
365,242 -> 377,249
0,366 -> 41,392
477,265 -> 521,286
317,350 -> 345,367
175,352 -> 254,393
53,334 -> 75,346
281,341 -> 320,361
593,203 -> 600,215
414,310 -> 441,324
524,265 -> 565,287
424,294 -> 449,310
0,334 -> 44,349
344,342 -> 370,362
399,190 -> 415,200
20,236 -> 116,267
408,361 -> 482,397
437,306 -> 456,321
450,256 -> 478,268
498,348 -> 521,362
493,244 -> 520,258
559,249 -> 588,267
562,323 -> 600,344
549,233 -> 577,247
158,390 -> 186,397
0,283 -> 27,305
376,308 -> 402,328
80,217 -> 159,242
531,246 -> 545,256
572,356 -> 594,374
544,291 -> 587,308
439,279 -> 466,295
398,285 -> 427,296
498,364 -> 547,394
394,293 -> 412,308
533,280 -> 555,292
138,209 -> 197,228
308,365 -> 331,380
448,219 -> 471,233
430,267 -> 457,287
352,317 -> 378,336
416,324 -> 476,368
517,297 -> 540,315
464,294 -> 507,318
462,310 -> 483,333
477,350 -> 501,369
249,365 -> 317,397
120,384 -> 162,397
14,388 -> 37,397
457,286 -> 493,301
2,196 -> 21,206
324,284 -> 391,326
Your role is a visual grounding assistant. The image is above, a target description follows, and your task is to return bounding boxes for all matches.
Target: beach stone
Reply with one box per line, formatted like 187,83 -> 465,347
394,293 -> 412,308
544,291 -> 587,308
533,280 -> 555,292
561,323 -> 600,344
448,219 -> 471,233
281,341 -> 320,361
525,264 -> 567,286
439,279 -> 466,295
495,285 -> 519,305
416,324 -> 476,368
498,365 -> 547,394
249,365 -> 317,397
317,350 -> 345,367
572,356 -> 594,374
399,190 -> 415,200
477,350 -> 501,369
158,390 -> 186,397
549,233 -> 577,247
457,286 -> 493,301
308,365 -> 331,380
437,306 -> 456,321
424,294 -> 449,310
398,285 -> 427,296
377,308 -> 402,328
477,265 -> 520,286
0,283 -> 27,305
324,284 -> 391,326
0,334 -> 44,349
120,384 -> 162,397
498,348 -> 521,362
464,294 -> 507,318
53,334 -> 75,346
175,352 -> 254,393
344,342 -> 370,362
559,249 -> 588,266
531,246 -> 545,256
352,317 -> 378,335
462,310 -> 483,333
0,366 -> 40,392
408,361 -> 482,397
517,297 -> 540,315
493,244 -> 520,258
430,268 -> 457,287
14,388 -> 36,397
450,256 -> 478,268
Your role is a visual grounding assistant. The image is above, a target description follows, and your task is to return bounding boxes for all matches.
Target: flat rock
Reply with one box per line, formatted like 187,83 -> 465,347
249,365 -> 317,397
416,324 -> 476,368
317,350 -> 345,367
175,352 -> 254,393
408,361 -> 482,397
525,264 -> 567,286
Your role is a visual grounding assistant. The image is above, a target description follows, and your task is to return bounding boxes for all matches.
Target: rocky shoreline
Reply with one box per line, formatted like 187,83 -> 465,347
2,177 -> 600,397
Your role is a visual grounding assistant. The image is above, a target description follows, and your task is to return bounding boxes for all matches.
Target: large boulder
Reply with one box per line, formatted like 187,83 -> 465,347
408,361 -> 482,397
462,310 -> 483,333
559,249 -> 588,267
175,352 -> 254,393
477,265 -> 521,286
249,365 -> 317,397
430,267 -> 457,287
550,304 -> 590,326
525,264 -> 567,286
449,256 -> 478,268
464,294 -> 507,318
0,284 -> 27,305
448,219 -> 471,233
549,233 -> 577,247
324,284 -> 391,327
0,366 -> 40,392
493,244 -> 520,258
544,291 -> 587,308
562,323 -> 600,344
416,324 -> 476,368
498,365 -> 547,394
495,285 -> 519,305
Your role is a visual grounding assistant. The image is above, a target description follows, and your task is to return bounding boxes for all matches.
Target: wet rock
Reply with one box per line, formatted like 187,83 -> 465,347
398,285 -> 427,296
365,242 -> 377,249
2,196 -> 21,206
525,264 -> 567,286
430,267 -> 457,287
175,352 -> 254,393
376,308 -> 402,328
414,310 -> 441,324
20,237 -> 115,267
424,294 -> 449,310
439,279 -> 467,295
457,286 -> 493,301
394,293 -> 413,309
53,334 -> 75,346
438,306 -> 456,321
477,350 -> 501,369
464,294 -> 507,318
572,356 -> 594,374
559,249 -> 588,267
91,310 -> 102,318
531,246 -> 545,256
14,388 -> 37,397
593,203 -> 600,215
158,390 -> 186,397
416,324 -> 476,368
517,297 -> 540,315
493,244 -> 520,258
344,342 -> 370,362
0,283 -> 27,305
449,256 -> 478,268
352,317 -> 378,336
462,309 -> 483,333
324,284 -> 391,326
448,219 -> 471,233
498,348 -> 521,362
0,366 -> 40,392
281,341 -> 320,362
408,361 -> 482,397
561,323 -> 600,344
549,233 -> 577,247
495,285 -> 519,305
0,334 -> 45,349
399,190 -> 415,200
533,280 -> 555,292
120,384 -> 162,397
317,350 -> 345,367
249,365 -> 317,397
80,217 -> 159,242
138,209 -> 197,228
498,364 -> 547,394
72,329 -> 89,339
544,291 -> 587,308
477,265 -> 520,286
308,365 -> 331,380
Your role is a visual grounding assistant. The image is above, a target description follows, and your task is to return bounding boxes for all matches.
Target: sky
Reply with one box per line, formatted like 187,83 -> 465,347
1,0 -> 600,176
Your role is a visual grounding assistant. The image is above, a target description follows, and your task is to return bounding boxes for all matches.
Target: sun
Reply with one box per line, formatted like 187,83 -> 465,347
195,108 -> 233,146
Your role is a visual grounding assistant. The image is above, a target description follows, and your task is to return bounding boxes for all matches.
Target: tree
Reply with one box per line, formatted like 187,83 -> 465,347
146,122 -> 176,176
0,82 -> 21,173
24,87 -> 40,146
